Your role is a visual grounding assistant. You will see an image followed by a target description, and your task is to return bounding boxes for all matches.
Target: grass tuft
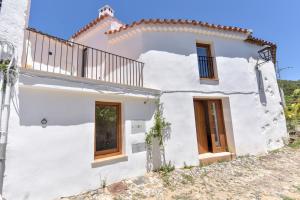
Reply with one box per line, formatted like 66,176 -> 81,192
288,138 -> 300,149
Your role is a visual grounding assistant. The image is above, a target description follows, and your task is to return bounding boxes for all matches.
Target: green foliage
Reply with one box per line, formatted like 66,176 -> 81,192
183,162 -> 193,170
278,80 -> 300,101
155,161 -> 175,174
156,161 -> 175,187
181,174 -> 195,185
278,80 -> 300,131
0,59 -> 10,92
288,138 -> 300,149
145,100 -> 171,146
0,59 -> 9,72
280,195 -> 295,200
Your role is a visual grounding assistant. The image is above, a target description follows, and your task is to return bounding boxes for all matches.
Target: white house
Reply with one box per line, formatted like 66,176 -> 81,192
0,2 -> 287,200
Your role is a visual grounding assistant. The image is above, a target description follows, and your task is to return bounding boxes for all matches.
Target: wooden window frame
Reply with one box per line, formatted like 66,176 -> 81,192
196,43 -> 212,57
196,43 -> 217,80
94,101 -> 122,159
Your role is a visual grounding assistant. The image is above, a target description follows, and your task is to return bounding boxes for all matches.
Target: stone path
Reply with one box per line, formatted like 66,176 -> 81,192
60,146 -> 300,200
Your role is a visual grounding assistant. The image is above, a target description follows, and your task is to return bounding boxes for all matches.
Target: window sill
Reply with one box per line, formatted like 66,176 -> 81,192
91,154 -> 128,168
199,77 -> 219,81
199,77 -> 219,85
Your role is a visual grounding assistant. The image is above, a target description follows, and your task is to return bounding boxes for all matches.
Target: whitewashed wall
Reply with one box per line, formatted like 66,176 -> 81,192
0,0 -> 30,65
22,31 -> 82,75
3,13 -> 288,200
4,75 -> 158,200
106,28 -> 287,156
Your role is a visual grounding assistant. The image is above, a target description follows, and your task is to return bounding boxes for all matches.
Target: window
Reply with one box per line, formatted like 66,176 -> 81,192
196,43 -> 215,79
95,102 -> 122,158
0,0 -> 2,11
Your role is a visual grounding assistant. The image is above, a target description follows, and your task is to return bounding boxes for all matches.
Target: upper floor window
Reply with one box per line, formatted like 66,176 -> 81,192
0,0 -> 2,11
196,43 -> 215,79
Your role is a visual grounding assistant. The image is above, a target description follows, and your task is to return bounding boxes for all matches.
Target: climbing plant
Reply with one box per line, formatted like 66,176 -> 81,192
0,59 -> 9,72
145,100 -> 171,146
0,59 -> 10,91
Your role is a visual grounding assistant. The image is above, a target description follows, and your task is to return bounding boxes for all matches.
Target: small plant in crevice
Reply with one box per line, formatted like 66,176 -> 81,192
99,175 -> 107,189
101,179 -> 106,189
183,162 -> 194,170
155,161 -> 175,187
155,161 -> 175,174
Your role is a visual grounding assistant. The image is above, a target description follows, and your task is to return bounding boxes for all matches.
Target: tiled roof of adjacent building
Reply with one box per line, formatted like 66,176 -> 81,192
71,14 -> 122,39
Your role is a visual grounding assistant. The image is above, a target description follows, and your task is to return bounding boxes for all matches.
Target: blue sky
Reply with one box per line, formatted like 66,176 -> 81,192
29,0 -> 299,80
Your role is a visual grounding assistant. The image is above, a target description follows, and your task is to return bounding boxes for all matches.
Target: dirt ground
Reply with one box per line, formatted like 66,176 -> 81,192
61,145 -> 300,200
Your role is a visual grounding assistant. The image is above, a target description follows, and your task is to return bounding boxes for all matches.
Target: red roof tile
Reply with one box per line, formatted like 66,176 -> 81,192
245,35 -> 277,63
105,18 -> 252,35
71,14 -> 117,39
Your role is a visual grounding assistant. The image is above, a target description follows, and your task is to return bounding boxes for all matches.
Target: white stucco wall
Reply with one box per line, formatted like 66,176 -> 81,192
0,0 -> 30,65
2,11 -> 288,200
106,28 -> 287,156
4,74 -> 159,200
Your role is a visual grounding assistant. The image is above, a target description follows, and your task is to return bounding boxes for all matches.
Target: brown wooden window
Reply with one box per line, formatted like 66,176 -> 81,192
95,102 -> 122,159
196,43 -> 215,79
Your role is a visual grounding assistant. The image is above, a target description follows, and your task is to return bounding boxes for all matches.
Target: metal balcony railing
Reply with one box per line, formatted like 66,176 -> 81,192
22,28 -> 144,87
198,56 -> 215,79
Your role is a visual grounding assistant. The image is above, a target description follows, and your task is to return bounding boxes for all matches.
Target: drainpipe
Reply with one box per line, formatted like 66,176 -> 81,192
0,40 -> 17,199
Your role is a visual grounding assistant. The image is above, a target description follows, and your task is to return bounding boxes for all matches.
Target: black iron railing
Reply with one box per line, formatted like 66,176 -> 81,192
22,28 -> 144,87
198,56 -> 215,79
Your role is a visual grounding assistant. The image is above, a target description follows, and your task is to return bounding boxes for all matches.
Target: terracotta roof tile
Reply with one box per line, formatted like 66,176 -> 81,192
71,14 -> 118,39
105,18 -> 251,35
245,35 -> 277,63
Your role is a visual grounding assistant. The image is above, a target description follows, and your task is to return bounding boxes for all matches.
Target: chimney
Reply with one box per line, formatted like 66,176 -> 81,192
98,5 -> 114,17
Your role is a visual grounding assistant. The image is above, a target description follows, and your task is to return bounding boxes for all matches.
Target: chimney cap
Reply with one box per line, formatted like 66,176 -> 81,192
98,5 -> 114,17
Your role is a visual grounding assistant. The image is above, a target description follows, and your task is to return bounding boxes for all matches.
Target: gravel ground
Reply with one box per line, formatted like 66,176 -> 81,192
60,146 -> 300,200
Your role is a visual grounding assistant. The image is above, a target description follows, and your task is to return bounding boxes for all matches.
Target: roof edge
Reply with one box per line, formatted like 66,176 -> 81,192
245,35 -> 277,63
105,18 -> 252,35
71,14 -> 123,39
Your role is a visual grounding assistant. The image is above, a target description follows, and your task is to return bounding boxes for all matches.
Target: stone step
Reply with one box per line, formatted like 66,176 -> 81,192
199,152 -> 236,166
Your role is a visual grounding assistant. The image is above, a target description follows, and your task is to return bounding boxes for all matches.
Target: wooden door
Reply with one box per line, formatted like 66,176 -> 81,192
207,100 -> 227,153
194,100 -> 209,154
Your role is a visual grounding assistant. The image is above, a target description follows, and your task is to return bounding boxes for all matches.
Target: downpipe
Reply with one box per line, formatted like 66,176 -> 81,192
0,41 -> 17,200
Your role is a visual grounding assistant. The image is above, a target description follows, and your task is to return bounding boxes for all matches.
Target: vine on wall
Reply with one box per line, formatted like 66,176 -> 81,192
145,100 -> 171,146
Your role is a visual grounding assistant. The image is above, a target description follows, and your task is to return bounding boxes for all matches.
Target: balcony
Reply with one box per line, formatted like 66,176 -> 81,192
198,56 -> 215,79
21,28 -> 144,87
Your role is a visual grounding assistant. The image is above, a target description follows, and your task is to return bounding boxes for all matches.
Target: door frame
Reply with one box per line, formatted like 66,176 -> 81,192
193,98 -> 228,154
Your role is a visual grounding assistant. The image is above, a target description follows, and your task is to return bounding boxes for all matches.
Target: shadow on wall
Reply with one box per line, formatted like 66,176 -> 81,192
17,87 -> 157,126
120,31 -> 261,61
18,88 -> 95,126
255,66 -> 267,105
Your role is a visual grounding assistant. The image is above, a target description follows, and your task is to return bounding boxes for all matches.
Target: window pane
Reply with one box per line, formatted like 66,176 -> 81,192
196,44 -> 214,78
210,102 -> 221,147
197,47 -> 208,57
95,104 -> 118,152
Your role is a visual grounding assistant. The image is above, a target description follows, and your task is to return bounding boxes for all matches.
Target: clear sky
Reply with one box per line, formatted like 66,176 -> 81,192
29,0 -> 299,80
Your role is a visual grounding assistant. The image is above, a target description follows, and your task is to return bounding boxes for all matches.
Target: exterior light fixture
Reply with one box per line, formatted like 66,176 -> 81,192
258,45 -> 272,62
41,118 -> 47,127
